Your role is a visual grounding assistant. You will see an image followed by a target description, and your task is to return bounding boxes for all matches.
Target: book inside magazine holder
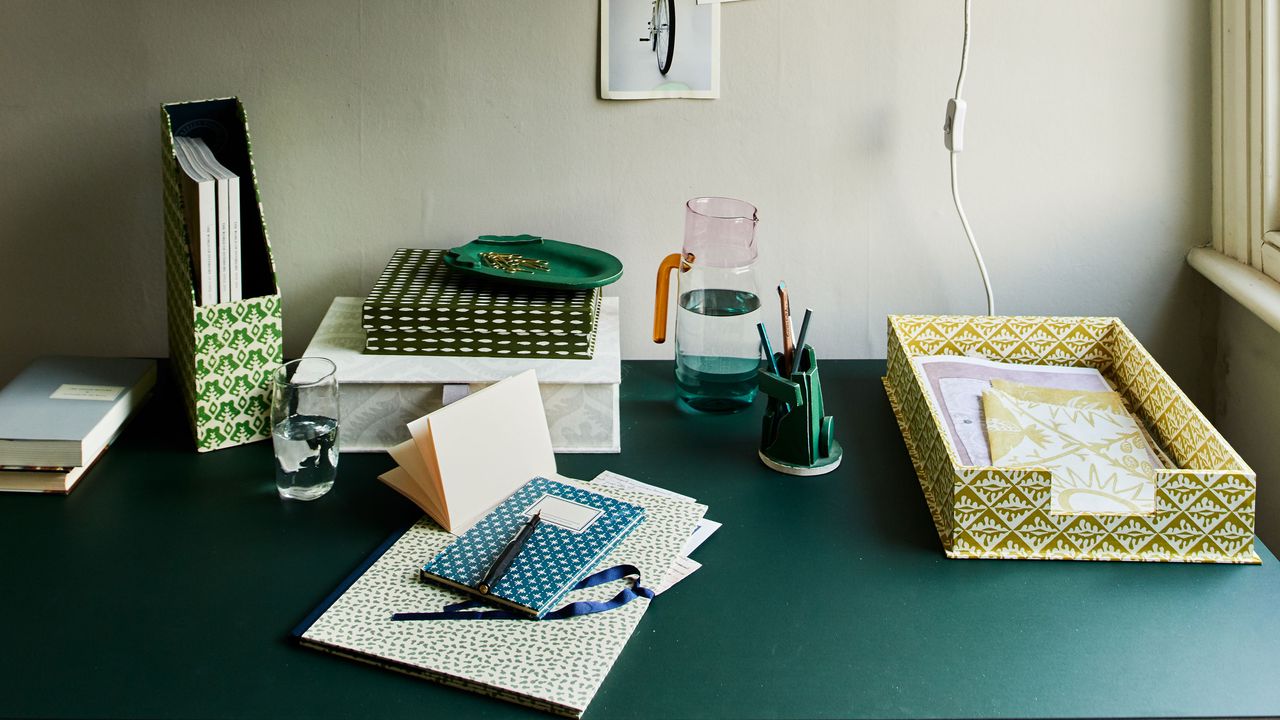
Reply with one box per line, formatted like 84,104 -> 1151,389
165,99 -> 277,302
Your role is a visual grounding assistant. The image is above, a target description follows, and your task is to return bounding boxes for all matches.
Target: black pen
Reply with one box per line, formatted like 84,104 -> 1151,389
477,511 -> 542,595
757,322 -> 781,376
793,308 -> 814,369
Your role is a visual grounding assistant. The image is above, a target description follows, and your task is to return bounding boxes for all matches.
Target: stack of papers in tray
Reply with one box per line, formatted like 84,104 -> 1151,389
913,355 -> 1169,515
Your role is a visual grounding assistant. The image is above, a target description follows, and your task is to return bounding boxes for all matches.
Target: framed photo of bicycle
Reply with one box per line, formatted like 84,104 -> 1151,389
600,0 -> 721,100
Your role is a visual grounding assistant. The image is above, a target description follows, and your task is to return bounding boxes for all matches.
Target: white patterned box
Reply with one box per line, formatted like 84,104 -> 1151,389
304,297 -> 621,453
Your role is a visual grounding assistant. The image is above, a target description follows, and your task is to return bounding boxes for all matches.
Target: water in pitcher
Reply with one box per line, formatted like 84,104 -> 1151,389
674,288 -> 763,413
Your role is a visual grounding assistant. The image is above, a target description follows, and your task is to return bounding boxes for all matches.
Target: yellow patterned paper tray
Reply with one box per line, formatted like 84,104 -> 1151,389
883,315 -> 1259,564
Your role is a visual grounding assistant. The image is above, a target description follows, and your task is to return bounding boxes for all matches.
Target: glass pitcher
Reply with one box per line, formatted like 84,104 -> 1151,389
653,197 -> 763,413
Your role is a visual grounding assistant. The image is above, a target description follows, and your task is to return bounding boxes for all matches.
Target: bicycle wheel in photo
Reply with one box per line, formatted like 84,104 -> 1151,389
655,0 -> 675,75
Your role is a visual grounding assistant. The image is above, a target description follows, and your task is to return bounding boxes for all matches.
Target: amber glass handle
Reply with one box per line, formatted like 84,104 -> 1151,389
653,253 -> 685,343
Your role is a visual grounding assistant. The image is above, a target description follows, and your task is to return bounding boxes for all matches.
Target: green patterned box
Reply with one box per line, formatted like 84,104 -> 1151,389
884,315 -> 1259,564
363,326 -> 598,360
163,98 -> 283,452
362,249 -> 601,358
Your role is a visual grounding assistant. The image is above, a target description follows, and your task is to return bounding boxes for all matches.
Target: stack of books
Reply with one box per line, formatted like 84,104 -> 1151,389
362,248 -> 602,359
0,357 -> 155,493
173,135 -> 241,306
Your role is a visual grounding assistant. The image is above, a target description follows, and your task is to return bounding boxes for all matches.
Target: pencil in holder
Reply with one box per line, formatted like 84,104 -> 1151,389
756,346 -> 843,476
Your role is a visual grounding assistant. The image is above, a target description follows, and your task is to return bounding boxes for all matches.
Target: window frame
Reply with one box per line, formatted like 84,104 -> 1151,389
1212,0 -> 1280,275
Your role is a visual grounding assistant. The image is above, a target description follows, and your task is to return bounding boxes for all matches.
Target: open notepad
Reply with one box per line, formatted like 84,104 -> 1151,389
378,369 -> 559,533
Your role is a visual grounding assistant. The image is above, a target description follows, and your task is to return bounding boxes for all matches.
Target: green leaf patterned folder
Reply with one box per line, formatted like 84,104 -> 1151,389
362,249 -> 601,358
295,479 -> 706,718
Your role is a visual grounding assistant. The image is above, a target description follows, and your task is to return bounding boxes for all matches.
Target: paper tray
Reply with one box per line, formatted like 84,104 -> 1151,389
884,315 -> 1259,563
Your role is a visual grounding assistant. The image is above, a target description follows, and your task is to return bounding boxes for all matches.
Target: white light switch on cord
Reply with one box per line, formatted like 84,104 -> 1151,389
944,97 -> 966,152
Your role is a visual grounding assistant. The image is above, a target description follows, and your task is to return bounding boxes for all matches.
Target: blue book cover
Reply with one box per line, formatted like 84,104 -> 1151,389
421,477 -> 644,618
0,356 -> 156,468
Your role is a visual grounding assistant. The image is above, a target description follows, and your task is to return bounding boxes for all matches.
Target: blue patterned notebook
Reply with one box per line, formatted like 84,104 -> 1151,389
421,477 -> 645,618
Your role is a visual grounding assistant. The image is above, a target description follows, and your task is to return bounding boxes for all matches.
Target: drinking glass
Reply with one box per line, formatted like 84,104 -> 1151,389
270,357 -> 340,501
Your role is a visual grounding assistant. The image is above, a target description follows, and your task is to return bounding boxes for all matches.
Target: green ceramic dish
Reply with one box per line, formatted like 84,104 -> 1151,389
443,235 -> 624,290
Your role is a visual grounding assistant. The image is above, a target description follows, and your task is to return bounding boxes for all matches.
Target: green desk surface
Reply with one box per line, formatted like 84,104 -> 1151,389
2,360 -> 1278,719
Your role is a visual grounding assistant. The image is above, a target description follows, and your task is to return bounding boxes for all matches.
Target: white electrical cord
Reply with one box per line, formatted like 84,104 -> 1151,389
954,0 -> 971,98
947,0 -> 996,316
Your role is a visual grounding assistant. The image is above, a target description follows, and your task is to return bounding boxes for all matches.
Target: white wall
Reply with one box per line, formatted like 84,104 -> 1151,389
1213,297 -> 1280,547
0,0 -> 1215,406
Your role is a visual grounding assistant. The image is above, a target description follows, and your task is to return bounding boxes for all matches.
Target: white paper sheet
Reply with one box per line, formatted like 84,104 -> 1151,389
679,518 -> 722,556
590,471 -> 715,595
652,556 -> 703,595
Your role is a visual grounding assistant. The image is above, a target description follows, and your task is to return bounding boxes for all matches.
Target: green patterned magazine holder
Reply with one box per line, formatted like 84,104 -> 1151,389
163,98 -> 283,452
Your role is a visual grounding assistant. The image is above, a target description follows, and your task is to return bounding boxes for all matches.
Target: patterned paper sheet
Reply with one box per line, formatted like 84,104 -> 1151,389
991,379 -> 1172,469
983,387 -> 1157,514
913,355 -> 1112,466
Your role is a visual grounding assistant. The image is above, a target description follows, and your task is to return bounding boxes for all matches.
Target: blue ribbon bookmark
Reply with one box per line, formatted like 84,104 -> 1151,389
391,564 -> 653,621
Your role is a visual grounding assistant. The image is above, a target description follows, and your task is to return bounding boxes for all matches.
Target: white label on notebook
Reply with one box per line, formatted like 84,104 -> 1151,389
50,384 -> 124,401
525,494 -> 602,533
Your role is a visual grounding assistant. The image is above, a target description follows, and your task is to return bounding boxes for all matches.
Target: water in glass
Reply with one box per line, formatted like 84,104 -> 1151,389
274,414 -> 339,500
271,357 -> 340,501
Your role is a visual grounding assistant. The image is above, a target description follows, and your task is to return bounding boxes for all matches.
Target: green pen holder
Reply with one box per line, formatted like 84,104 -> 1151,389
757,346 -> 843,476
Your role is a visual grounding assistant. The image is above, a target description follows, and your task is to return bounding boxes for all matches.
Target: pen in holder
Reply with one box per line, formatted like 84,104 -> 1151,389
757,345 -> 843,476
